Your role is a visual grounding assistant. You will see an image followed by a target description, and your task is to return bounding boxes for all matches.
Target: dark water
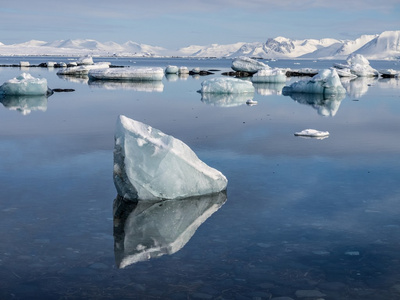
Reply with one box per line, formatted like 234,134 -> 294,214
0,57 -> 400,299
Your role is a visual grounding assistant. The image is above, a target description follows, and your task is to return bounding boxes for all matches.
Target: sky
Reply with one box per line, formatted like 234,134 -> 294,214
0,0 -> 399,49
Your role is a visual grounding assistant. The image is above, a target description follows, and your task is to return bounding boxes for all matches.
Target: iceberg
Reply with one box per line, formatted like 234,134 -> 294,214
88,67 -> 164,81
165,65 -> 179,74
199,77 -> 255,94
0,73 -> 50,96
56,62 -> 110,76
231,56 -> 269,73
334,54 -> 379,77
76,55 -> 94,65
113,115 -> 228,201
294,129 -> 330,138
113,191 -> 226,268
282,68 -> 346,95
251,68 -> 287,83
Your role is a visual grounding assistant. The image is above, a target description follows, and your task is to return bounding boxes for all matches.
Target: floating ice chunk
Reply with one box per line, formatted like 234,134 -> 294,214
19,61 -> 30,67
57,62 -> 110,76
77,55 -> 93,65
46,62 -> 57,68
89,67 -> 164,81
0,73 -> 49,96
231,56 -> 269,73
334,68 -> 357,78
191,67 -> 200,74
282,68 -> 346,95
113,192 -> 226,267
179,66 -> 189,74
251,68 -> 286,83
114,115 -> 228,201
246,99 -> 258,105
379,69 -> 400,78
294,129 -> 330,138
334,54 -> 379,77
253,82 -> 285,96
199,77 -> 255,94
165,65 -> 179,74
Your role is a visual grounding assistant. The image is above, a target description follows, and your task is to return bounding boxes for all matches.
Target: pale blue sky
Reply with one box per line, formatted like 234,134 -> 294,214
1,0 -> 399,49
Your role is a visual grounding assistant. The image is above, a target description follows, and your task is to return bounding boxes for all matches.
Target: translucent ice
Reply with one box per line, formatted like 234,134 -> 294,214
251,68 -> 287,83
113,192 -> 226,267
113,115 -> 228,201
0,73 -> 49,96
282,68 -> 346,95
89,67 -> 164,81
231,56 -> 269,73
199,77 -> 255,94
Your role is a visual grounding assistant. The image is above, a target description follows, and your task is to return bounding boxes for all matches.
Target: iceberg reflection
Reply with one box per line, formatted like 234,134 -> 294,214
284,92 -> 345,117
57,74 -> 89,84
340,77 -> 377,99
200,93 -> 252,107
89,80 -> 164,92
113,191 -> 227,268
0,94 -> 49,115
253,82 -> 285,96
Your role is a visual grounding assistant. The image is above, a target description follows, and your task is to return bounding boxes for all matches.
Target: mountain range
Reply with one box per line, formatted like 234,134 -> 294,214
0,30 -> 399,60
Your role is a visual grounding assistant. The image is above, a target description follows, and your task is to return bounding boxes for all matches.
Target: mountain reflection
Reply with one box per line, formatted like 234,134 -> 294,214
113,192 -> 227,268
0,95 -> 49,115
200,93 -> 253,107
89,80 -> 164,92
284,92 -> 345,117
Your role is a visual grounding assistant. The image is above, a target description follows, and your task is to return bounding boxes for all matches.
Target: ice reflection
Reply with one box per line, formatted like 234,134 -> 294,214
253,82 -> 285,96
284,92 -> 345,116
0,94 -> 49,115
88,80 -> 164,92
340,77 -> 377,98
57,75 -> 89,84
113,191 -> 227,268
200,93 -> 253,107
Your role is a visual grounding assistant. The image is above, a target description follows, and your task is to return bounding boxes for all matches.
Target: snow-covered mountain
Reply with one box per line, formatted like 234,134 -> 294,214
0,31 -> 399,60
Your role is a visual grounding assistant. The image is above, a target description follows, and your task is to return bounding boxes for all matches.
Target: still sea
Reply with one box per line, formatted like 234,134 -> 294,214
0,57 -> 400,300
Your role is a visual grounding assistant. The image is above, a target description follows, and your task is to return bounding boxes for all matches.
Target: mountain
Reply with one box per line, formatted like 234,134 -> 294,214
0,30 -> 399,59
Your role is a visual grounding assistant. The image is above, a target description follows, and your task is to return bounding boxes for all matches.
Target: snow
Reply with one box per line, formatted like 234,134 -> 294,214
199,77 -> 255,94
282,68 -> 346,95
294,129 -> 330,138
251,68 -> 287,83
113,192 -> 226,267
0,73 -> 49,96
113,115 -> 228,201
231,56 -> 269,73
165,65 -> 179,74
57,62 -> 110,76
88,67 -> 164,81
341,54 -> 379,77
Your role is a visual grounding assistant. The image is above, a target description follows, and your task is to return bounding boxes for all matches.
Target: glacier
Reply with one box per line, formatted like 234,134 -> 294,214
113,115 -> 228,201
0,73 -> 50,96
88,67 -> 164,81
251,68 -> 287,83
199,77 -> 255,94
282,68 -> 346,95
113,191 -> 226,267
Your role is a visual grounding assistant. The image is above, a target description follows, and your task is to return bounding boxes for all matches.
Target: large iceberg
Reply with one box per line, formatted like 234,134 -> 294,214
89,67 -> 164,81
199,77 -> 255,94
114,115 -> 228,201
0,73 -> 50,96
231,56 -> 269,73
251,68 -> 287,83
56,62 -> 110,76
113,191 -> 226,268
282,68 -> 346,95
334,54 -> 379,77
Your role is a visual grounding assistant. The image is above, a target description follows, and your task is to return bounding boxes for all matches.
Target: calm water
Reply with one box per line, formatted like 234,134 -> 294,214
0,57 -> 400,300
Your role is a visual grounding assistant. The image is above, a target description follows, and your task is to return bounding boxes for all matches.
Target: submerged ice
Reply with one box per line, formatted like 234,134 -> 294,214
0,73 -> 49,96
283,68 -> 346,95
113,115 -> 228,201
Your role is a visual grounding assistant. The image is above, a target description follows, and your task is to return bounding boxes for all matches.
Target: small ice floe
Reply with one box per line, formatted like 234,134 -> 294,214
76,55 -> 94,65
335,67 -> 358,78
246,99 -> 258,105
251,68 -> 286,83
199,77 -> 255,94
46,62 -> 57,68
114,115 -> 228,201
0,73 -> 49,96
231,56 -> 269,73
88,67 -> 164,81
191,67 -> 200,74
283,68 -> 346,95
379,69 -> 400,78
179,66 -> 189,74
19,61 -> 30,67
165,65 -> 179,74
57,62 -> 110,76
294,129 -> 330,138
